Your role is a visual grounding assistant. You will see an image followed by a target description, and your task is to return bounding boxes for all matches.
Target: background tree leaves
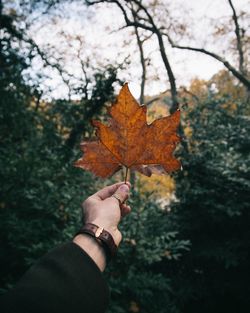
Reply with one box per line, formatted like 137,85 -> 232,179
1,1 -> 250,313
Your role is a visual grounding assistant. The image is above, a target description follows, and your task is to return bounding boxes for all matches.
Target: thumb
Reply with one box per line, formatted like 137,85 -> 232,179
112,184 -> 130,204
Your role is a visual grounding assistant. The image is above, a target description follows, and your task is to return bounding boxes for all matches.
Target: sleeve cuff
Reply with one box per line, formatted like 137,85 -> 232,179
1,242 -> 109,313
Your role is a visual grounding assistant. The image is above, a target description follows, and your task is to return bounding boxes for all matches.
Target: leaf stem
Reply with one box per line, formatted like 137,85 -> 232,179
124,167 -> 129,184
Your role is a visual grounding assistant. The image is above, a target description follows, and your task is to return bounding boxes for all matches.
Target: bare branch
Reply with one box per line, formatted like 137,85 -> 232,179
145,96 -> 161,106
164,33 -> 250,90
228,0 -> 245,74
131,4 -> 146,105
132,0 -> 178,111
145,87 -> 178,106
179,86 -> 199,103
86,1 -> 154,31
86,0 -> 179,111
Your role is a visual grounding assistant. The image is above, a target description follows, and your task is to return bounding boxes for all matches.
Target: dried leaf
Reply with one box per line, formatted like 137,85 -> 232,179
75,141 -> 121,178
74,83 -> 181,178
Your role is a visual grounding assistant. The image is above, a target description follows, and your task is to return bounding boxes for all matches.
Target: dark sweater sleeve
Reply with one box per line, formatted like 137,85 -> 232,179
1,242 -> 109,313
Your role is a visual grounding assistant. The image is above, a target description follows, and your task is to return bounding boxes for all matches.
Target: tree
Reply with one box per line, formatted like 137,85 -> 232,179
0,0 -> 119,291
86,0 -> 181,112
163,0 -> 250,91
169,93 -> 250,313
86,0 -> 250,97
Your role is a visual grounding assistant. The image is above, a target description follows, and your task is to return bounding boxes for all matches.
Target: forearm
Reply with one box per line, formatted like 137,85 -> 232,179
0,182 -> 130,313
73,234 -> 107,271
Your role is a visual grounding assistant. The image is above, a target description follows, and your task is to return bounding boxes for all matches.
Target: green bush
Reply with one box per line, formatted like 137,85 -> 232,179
169,95 -> 250,313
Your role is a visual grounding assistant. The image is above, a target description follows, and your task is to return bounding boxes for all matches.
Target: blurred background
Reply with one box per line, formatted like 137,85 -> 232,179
0,0 -> 249,312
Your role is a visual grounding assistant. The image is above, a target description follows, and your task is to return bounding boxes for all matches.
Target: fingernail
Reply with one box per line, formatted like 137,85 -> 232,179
119,184 -> 130,193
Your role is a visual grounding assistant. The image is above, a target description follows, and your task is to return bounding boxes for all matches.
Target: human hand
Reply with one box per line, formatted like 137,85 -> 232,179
82,182 -> 131,246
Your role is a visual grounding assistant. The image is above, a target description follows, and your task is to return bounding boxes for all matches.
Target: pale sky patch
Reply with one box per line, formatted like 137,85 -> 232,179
28,0 -> 249,100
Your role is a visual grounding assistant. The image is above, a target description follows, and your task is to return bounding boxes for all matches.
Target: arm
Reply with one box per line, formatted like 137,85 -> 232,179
74,182 -> 131,271
1,182 -> 131,313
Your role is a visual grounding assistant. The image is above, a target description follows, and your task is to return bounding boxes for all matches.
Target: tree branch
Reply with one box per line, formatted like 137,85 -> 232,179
86,0 -> 179,111
131,4 -> 146,105
132,0 -> 178,112
164,33 -> 250,90
228,0 -> 245,74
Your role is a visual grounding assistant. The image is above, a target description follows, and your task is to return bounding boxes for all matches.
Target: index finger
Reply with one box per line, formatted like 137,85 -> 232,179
92,181 -> 131,201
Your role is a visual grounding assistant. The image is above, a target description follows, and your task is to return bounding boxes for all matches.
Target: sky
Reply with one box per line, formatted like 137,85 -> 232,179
29,0 -> 249,100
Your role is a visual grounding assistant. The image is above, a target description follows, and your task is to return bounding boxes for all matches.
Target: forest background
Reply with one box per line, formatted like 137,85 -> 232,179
0,0 -> 249,312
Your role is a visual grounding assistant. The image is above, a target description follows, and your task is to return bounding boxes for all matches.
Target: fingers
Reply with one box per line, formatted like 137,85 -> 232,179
112,183 -> 130,204
93,181 -> 131,200
120,203 -> 131,217
111,184 -> 132,217
90,182 -> 132,218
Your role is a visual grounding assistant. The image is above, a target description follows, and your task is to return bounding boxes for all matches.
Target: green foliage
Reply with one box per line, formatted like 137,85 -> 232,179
1,3 -> 250,313
1,7 -> 189,309
169,95 -> 250,312
0,15 -> 118,290
106,189 -> 190,313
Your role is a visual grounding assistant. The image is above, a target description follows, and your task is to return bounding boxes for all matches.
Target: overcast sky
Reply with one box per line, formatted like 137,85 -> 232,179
30,0 -> 249,99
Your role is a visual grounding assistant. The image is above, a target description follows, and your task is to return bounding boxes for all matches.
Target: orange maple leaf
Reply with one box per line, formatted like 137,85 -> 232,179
74,83 -> 181,178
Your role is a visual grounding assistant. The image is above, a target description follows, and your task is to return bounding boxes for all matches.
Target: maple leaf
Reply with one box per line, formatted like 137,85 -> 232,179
74,83 -> 181,178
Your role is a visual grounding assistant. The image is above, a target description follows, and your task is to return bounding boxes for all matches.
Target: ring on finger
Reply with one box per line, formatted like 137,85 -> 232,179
112,193 -> 123,205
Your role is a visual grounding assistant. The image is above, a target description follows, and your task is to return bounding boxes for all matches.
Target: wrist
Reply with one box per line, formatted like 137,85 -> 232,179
75,223 -> 119,261
87,220 -> 122,247
73,234 -> 107,271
